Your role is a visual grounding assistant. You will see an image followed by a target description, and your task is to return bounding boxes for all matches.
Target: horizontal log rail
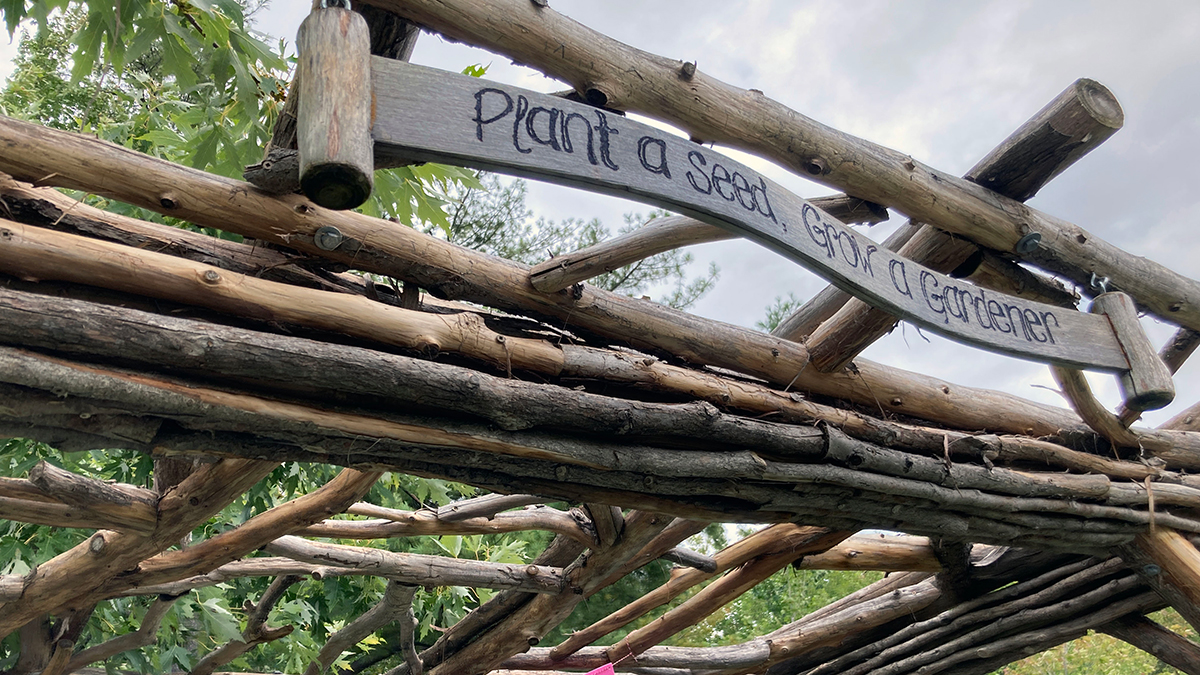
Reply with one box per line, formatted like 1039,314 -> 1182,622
365,0 -> 1200,337
0,116 -> 1117,439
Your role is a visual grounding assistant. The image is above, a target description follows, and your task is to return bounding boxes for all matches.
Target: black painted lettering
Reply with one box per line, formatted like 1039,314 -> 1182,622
920,271 -> 947,322
944,285 -> 967,323
1041,311 -> 1059,344
1023,309 -> 1047,343
686,151 -> 713,194
637,136 -> 672,178
712,163 -> 735,201
561,112 -> 597,165
973,291 -> 994,329
525,106 -> 561,151
1006,304 -> 1032,341
512,95 -> 532,154
987,300 -> 1011,334
834,227 -> 860,269
889,259 -> 911,297
863,245 -> 878,277
749,176 -> 778,223
593,111 -> 620,171
802,205 -> 833,258
732,172 -> 755,210
473,88 -> 513,142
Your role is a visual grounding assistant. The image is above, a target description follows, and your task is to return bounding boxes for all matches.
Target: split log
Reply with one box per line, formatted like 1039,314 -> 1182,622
362,0 -> 1199,335
0,458 -> 277,638
1099,613 -> 1200,675
528,193 -> 887,293
0,115 -> 1117,439
190,574 -> 302,675
265,536 -> 565,593
793,77 -> 1123,369
305,581 -> 420,675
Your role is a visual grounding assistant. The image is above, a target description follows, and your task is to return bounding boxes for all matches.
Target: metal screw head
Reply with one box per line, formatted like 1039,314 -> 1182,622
1015,232 -> 1042,254
1143,564 -> 1162,577
313,226 -> 344,251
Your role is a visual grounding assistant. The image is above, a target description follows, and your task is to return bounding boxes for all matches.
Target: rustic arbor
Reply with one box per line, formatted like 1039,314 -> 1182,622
2,1 -> 1200,674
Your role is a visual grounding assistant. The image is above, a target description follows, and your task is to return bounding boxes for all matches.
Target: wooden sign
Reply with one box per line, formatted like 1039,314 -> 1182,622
370,60 -> 1130,373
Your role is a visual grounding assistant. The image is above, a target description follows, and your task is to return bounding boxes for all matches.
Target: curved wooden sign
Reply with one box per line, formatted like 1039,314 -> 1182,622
370,60 -> 1129,373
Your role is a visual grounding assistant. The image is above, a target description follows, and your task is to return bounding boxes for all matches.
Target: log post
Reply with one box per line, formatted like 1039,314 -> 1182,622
1091,291 -> 1175,412
297,5 -> 374,209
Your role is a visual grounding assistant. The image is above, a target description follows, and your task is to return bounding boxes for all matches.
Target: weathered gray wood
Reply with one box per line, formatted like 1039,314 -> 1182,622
297,8 -> 374,209
1091,291 -> 1175,411
370,60 -> 1129,372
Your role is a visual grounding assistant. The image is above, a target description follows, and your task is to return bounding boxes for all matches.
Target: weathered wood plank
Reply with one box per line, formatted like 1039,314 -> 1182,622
370,60 -> 1128,372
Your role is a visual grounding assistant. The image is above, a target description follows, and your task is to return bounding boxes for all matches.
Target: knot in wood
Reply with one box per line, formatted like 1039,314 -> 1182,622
159,193 -> 179,209
804,158 -> 828,175
526,565 -> 540,576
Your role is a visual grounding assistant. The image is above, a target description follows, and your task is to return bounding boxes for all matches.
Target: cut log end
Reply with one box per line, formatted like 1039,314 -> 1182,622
300,164 -> 373,211
1074,78 -> 1124,130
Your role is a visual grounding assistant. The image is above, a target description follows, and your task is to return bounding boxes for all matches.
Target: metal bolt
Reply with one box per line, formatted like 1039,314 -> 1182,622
314,226 -> 344,251
1015,232 -> 1042,254
202,270 -> 221,283
1143,564 -> 1162,577
680,61 -> 697,79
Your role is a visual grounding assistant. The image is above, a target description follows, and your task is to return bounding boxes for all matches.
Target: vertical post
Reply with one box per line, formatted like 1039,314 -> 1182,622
297,3 -> 374,210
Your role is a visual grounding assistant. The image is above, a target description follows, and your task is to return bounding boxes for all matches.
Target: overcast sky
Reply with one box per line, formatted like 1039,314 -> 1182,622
251,1 -> 1197,426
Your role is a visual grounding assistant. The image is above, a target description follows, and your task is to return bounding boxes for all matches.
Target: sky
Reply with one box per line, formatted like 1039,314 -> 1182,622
48,1 -> 1200,425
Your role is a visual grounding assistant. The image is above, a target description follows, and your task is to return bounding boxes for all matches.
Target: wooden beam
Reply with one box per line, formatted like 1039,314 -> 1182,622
364,0 -> 1199,336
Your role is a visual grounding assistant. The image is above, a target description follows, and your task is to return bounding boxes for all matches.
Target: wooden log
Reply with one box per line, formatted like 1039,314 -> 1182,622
364,0 -> 1200,335
1099,613 -> 1200,675
1120,327 -> 1200,426
508,643 -> 771,671
1130,528 -> 1200,634
0,287 -> 1168,484
296,7 -> 374,209
528,193 -> 887,293
26,460 -> 159,533
659,547 -> 717,573
0,458 -> 277,639
298,504 -> 594,546
608,529 -> 850,659
1091,291 -> 1175,411
916,591 -> 1159,675
125,468 -> 381,589
796,533 -> 940,573
797,77 -> 1123,371
265,536 -> 564,593
438,493 -> 546,522
0,115 -> 1119,438
0,220 -> 566,376
0,495 -> 153,534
